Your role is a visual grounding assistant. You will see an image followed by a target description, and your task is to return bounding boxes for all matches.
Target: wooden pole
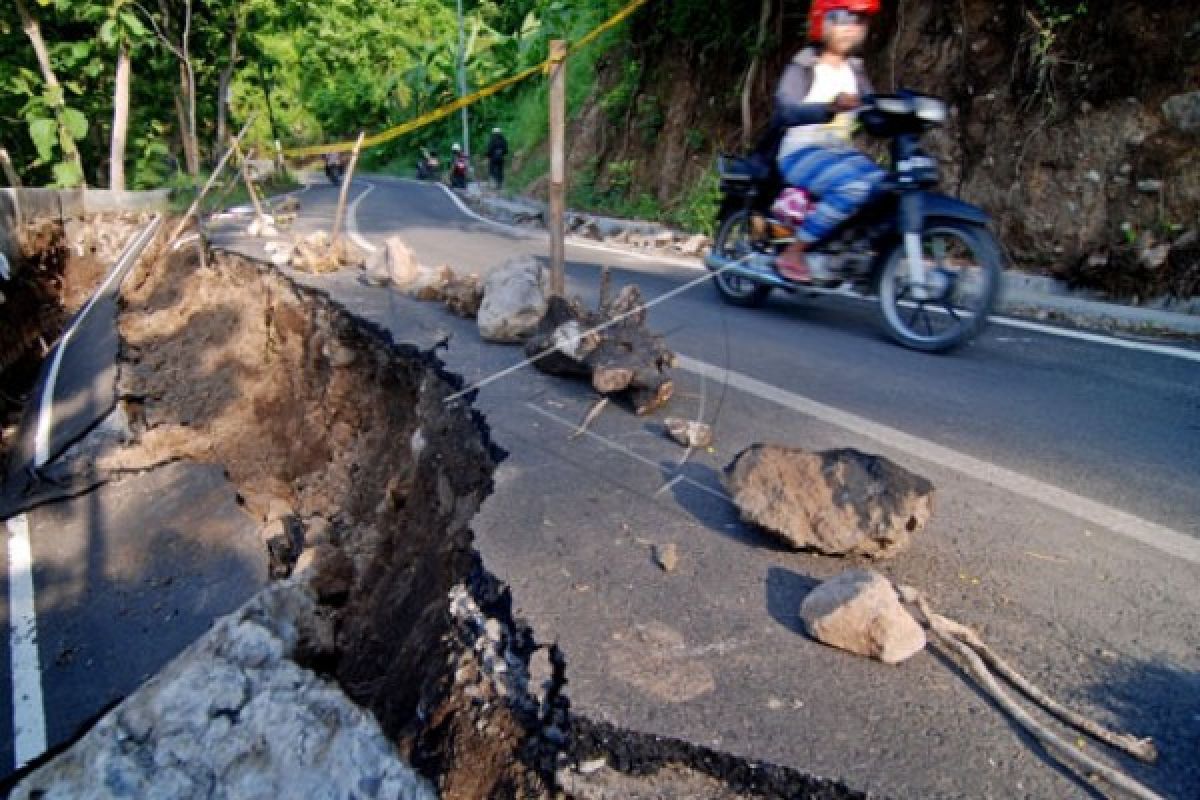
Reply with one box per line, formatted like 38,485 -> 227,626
0,148 -> 21,188
548,39 -> 567,298
331,132 -> 366,246
170,114 -> 255,242
232,141 -> 266,220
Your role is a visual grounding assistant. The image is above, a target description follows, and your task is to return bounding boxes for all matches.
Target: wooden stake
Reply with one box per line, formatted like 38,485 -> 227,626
232,140 -> 266,220
0,148 -> 23,188
331,132 -> 366,246
170,114 -> 256,243
547,39 -> 567,298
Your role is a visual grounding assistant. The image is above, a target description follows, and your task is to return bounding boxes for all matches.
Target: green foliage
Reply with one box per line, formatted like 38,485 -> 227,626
666,169 -> 720,236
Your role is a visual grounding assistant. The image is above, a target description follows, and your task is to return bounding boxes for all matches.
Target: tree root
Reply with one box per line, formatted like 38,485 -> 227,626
899,586 -> 1162,800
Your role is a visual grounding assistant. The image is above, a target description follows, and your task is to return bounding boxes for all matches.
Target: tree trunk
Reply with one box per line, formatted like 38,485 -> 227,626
110,44 -> 131,190
14,0 -> 86,186
741,0 -> 773,149
178,63 -> 200,175
216,26 -> 239,155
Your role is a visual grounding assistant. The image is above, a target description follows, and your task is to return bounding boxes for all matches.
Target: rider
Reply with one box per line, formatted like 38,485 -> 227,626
449,143 -> 468,188
771,0 -> 883,282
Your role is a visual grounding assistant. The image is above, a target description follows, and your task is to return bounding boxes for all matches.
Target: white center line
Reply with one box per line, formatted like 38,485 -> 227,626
33,215 -> 161,467
6,514 -> 47,770
676,354 -> 1200,565
346,182 -> 378,253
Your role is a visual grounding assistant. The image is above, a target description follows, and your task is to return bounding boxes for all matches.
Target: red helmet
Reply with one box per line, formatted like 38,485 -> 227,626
808,0 -> 880,42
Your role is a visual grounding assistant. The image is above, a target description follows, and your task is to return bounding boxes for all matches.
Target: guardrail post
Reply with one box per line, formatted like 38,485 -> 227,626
548,39 -> 567,298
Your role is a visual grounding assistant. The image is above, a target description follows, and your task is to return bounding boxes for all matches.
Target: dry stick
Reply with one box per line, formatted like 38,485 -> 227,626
903,588 -> 1157,764
170,114 -> 256,243
232,140 -> 266,221
942,609 -> 1155,763
330,132 -> 366,246
0,148 -> 22,188
597,265 -> 612,311
570,397 -> 609,440
902,590 -> 1164,800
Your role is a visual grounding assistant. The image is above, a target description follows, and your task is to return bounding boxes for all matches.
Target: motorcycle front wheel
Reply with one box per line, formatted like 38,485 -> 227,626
877,221 -> 1003,353
711,210 -> 772,308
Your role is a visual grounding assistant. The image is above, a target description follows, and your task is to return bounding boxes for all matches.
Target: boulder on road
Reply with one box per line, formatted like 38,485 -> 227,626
724,445 -> 934,558
363,236 -> 419,288
799,569 -> 926,664
477,255 -> 547,342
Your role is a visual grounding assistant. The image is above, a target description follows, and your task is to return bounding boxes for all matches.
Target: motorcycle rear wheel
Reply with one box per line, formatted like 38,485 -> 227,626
877,221 -> 1002,352
711,210 -> 772,308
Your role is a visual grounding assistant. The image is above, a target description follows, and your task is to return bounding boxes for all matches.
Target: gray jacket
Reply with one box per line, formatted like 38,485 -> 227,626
773,47 -> 873,128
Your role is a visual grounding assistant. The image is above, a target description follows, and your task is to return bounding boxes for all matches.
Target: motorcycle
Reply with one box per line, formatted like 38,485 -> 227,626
704,91 -> 1004,353
324,153 -> 345,186
416,149 -> 440,181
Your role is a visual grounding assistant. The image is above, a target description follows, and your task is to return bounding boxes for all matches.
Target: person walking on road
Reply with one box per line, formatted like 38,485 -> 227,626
486,127 -> 509,189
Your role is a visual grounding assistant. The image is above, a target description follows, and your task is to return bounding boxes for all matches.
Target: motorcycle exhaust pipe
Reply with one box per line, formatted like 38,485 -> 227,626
703,251 -> 794,290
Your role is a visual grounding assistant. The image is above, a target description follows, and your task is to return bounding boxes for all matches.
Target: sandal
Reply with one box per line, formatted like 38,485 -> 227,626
775,244 -> 812,283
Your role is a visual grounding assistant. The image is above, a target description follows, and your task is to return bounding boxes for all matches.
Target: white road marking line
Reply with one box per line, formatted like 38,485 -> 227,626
34,216 -> 161,468
676,354 -> 1200,565
988,315 -> 1200,362
6,514 -> 47,770
346,182 -> 378,253
526,404 -> 729,503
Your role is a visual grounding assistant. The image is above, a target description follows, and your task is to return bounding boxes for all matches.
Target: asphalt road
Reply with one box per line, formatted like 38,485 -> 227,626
347,178 -> 1200,540
262,178 -> 1199,798
6,176 -> 1196,797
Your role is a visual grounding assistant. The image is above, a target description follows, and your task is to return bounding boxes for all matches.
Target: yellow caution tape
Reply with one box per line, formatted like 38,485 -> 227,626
283,0 -> 654,158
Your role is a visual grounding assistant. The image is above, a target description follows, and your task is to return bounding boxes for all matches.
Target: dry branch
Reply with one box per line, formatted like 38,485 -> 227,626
331,132 -> 366,246
901,587 -> 1163,800
170,114 -> 256,243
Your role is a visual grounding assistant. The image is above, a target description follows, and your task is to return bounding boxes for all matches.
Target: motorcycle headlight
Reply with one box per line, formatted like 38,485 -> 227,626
915,97 -> 947,123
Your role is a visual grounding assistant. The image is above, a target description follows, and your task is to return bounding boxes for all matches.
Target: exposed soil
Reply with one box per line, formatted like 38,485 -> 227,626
541,0 -> 1199,303
83,238 -> 869,798
0,217 -> 125,472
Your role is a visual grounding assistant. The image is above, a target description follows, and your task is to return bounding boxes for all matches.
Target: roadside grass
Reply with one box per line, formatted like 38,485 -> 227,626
168,169 -> 302,215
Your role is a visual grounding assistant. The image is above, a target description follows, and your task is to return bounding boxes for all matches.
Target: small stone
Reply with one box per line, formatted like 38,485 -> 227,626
578,758 -> 607,775
484,618 -> 503,642
1162,91 -> 1200,134
1139,244 -> 1170,270
653,543 -> 679,573
1085,170 -> 1102,184
323,341 -> 357,368
799,569 -> 926,664
663,418 -> 713,448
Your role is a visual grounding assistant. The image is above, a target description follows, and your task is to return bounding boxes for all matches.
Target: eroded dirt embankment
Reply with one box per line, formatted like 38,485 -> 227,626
92,242 -> 865,799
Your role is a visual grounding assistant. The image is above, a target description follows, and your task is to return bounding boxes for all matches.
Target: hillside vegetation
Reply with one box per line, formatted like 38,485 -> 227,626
1,1 -> 1196,299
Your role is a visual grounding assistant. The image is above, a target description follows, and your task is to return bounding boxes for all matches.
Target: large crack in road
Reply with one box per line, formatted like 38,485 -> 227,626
9,240 -> 868,798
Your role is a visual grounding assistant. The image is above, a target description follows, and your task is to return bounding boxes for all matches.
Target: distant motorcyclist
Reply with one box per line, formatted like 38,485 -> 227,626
770,0 -> 883,281
323,151 -> 345,186
449,143 -> 468,188
416,147 -> 440,180
486,127 -> 508,189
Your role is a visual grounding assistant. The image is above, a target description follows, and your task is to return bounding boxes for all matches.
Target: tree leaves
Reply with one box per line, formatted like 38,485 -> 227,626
62,106 -> 87,140
28,117 -> 58,161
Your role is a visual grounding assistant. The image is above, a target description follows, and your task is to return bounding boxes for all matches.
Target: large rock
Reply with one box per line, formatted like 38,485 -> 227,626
363,236 -> 418,288
724,445 -> 934,558
799,569 -> 926,664
477,255 -> 547,342
1162,91 -> 1200,134
13,581 -> 435,800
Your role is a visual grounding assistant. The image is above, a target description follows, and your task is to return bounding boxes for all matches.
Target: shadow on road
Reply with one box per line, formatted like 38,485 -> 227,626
764,566 -> 821,637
